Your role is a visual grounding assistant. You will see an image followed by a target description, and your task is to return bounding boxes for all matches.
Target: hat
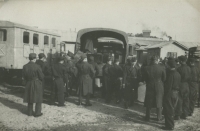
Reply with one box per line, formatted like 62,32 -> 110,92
168,59 -> 176,68
89,56 -> 94,61
38,53 -> 46,59
67,51 -> 74,58
150,55 -> 159,61
189,58 -> 195,63
80,53 -> 87,60
58,56 -> 65,62
179,55 -> 187,62
168,57 -> 175,61
29,53 -> 36,59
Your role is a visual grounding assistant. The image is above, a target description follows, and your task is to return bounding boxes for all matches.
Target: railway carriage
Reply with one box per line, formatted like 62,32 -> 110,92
0,21 -> 61,84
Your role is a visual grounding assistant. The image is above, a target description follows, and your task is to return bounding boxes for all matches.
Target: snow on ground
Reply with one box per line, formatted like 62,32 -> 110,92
0,84 -> 200,131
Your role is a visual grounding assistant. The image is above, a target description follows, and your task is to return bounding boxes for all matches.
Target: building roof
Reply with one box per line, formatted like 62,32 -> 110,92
146,40 -> 188,50
0,21 -> 60,36
178,41 -> 200,49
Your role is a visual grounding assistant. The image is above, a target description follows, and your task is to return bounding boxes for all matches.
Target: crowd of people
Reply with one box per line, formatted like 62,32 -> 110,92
22,52 -> 200,130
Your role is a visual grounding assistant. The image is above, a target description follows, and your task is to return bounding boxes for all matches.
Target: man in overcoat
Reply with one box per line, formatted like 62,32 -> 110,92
36,53 -> 47,93
76,54 -> 95,106
175,56 -> 191,119
102,57 -> 112,99
188,58 -> 199,116
51,56 -> 68,106
23,53 -> 44,117
163,57 -> 181,130
106,58 -> 123,104
123,57 -> 141,109
143,55 -> 166,121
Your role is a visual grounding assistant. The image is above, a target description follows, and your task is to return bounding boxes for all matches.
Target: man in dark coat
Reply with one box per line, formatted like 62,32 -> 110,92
195,58 -> 200,107
163,57 -> 181,130
36,53 -> 47,93
188,58 -> 199,116
143,55 -> 166,121
102,57 -> 112,99
175,55 -> 191,120
106,58 -> 123,104
23,53 -> 44,117
51,56 -> 68,106
76,54 -> 95,106
123,57 -> 141,109
88,56 -> 99,96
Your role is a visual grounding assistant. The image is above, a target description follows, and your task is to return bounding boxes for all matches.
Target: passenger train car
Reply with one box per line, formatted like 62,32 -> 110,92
0,21 -> 61,84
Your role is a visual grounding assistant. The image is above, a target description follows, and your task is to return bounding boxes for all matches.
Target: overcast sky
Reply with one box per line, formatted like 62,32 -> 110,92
0,0 -> 199,42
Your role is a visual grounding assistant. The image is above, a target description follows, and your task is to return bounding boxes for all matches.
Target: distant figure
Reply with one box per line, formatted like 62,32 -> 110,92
76,54 -> 95,106
163,57 -> 181,130
23,53 -> 44,117
143,55 -> 166,121
175,55 -> 191,120
102,57 -> 112,99
51,56 -> 68,106
188,58 -> 199,116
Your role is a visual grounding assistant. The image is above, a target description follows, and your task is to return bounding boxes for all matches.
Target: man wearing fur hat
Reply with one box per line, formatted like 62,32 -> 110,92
163,57 -> 181,130
23,53 -> 44,117
143,55 -> 166,121
175,55 -> 191,120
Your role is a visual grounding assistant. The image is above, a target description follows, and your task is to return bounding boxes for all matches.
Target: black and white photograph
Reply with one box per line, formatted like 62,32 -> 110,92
0,0 -> 200,130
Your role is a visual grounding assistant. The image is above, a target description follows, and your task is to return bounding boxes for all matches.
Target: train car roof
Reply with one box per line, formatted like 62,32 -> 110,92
76,28 -> 128,44
0,21 -> 60,37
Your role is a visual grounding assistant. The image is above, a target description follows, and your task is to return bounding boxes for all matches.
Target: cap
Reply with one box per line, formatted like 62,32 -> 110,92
189,58 -> 195,63
38,53 -> 46,59
29,53 -> 36,59
168,57 -> 175,61
150,55 -> 159,61
67,51 -> 74,58
131,57 -> 137,62
80,53 -> 87,60
168,59 -> 176,68
179,55 -> 187,62
89,56 -> 94,61
58,56 -> 65,62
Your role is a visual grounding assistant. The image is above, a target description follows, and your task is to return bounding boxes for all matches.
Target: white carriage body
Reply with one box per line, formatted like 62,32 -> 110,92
0,21 -> 61,69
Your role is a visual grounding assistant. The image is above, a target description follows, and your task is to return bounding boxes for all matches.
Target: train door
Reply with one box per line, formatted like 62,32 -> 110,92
33,33 -> 40,56
44,35 -> 50,57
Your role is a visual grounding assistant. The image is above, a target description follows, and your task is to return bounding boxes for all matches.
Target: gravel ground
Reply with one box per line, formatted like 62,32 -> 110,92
0,84 -> 200,131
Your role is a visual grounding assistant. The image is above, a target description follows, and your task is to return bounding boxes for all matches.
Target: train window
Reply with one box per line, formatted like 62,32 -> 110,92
23,32 -> 29,44
33,33 -> 39,45
0,29 -> 7,41
44,36 -> 49,45
52,37 -> 56,47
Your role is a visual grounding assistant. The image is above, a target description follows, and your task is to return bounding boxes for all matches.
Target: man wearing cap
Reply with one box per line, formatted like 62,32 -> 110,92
123,57 -> 141,109
163,57 -> 181,130
106,58 -> 123,104
36,53 -> 46,70
23,53 -> 44,117
143,55 -> 166,121
76,54 -> 95,106
36,53 -> 48,93
102,57 -> 112,99
188,58 -> 199,116
175,55 -> 191,120
51,56 -> 68,106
